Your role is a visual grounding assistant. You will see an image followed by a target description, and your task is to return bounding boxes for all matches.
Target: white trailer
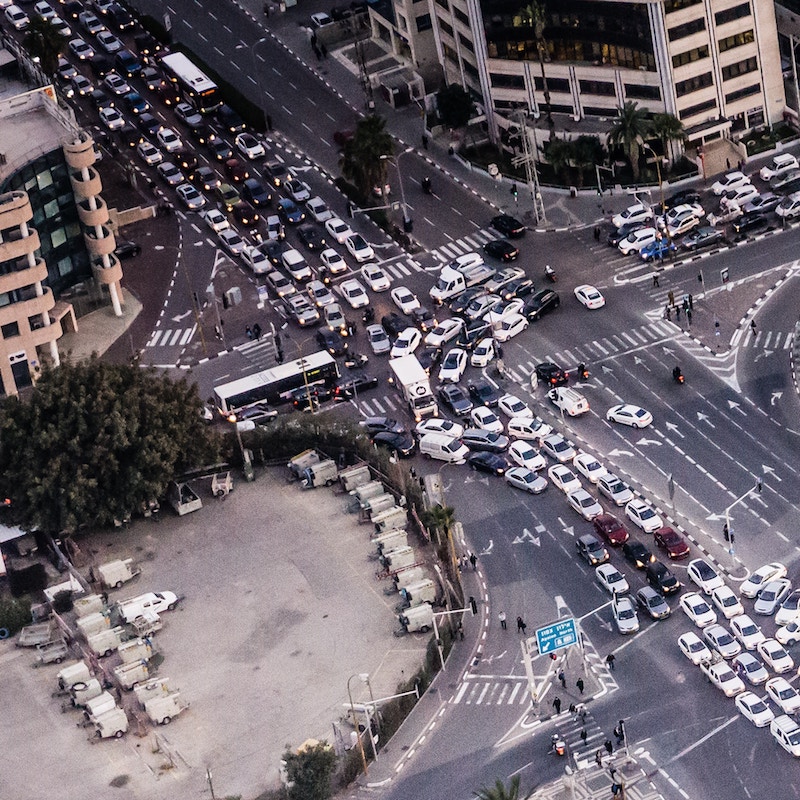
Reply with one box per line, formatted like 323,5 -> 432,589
93,707 -> 128,739
364,494 -> 396,518
398,602 -> 434,633
71,678 -> 104,707
113,660 -> 149,690
97,559 -> 140,589
381,545 -> 418,573
393,566 -> 425,590
339,464 -> 371,491
371,529 -> 408,554
167,482 -> 202,515
84,691 -> 118,722
58,661 -> 91,691
144,691 -> 186,725
87,626 -> 125,658
352,481 -> 385,502
389,354 -> 437,421
400,578 -> 438,607
288,449 -> 321,479
301,459 -> 338,488
76,612 -> 110,638
118,638 -> 154,664
372,505 -> 407,535
74,594 -> 106,618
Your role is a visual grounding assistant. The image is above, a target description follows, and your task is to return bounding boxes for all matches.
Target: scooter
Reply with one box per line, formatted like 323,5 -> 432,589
345,352 -> 369,370
550,733 -> 566,756
362,307 -> 375,324
673,366 -> 685,384
575,363 -> 589,380
422,176 -> 432,194
545,265 -> 557,283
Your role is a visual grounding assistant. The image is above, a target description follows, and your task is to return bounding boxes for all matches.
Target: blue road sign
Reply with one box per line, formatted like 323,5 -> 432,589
535,618 -> 578,655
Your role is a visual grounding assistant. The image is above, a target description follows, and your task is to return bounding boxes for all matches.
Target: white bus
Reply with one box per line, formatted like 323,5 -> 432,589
160,52 -> 222,114
213,351 -> 339,415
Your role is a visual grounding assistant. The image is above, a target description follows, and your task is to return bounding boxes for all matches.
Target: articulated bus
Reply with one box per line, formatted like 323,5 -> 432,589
160,52 -> 222,114
213,351 -> 339,415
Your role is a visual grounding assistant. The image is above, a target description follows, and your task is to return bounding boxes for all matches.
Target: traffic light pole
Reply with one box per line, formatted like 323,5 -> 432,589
722,477 -> 763,555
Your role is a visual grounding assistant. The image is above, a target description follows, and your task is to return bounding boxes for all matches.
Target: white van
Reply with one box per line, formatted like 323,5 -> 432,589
760,153 -> 799,182
418,433 -> 469,463
548,387 -> 590,416
507,416 -> 553,441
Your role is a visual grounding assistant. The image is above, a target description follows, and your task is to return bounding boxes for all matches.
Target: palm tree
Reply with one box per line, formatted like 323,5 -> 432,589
520,2 -> 553,130
474,776 -> 530,800
544,138 -> 573,182
651,112 -> 686,164
24,17 -> 67,77
607,101 -> 651,182
572,135 -> 605,187
423,503 -> 456,542
340,115 -> 393,201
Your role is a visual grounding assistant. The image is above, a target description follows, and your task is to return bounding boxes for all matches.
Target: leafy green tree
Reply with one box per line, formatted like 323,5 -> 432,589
0,359 -> 219,533
423,503 -> 456,541
651,112 -> 686,163
340,115 -> 393,201
519,1 -> 553,129
24,17 -> 68,77
474,776 -> 531,800
283,741 -> 337,800
543,138 -> 573,181
436,84 -> 474,128
572,135 -> 605,187
607,101 -> 651,181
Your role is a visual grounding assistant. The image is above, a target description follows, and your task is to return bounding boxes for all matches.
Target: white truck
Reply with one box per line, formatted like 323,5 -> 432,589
97,559 -> 140,589
398,602 -> 434,633
389,354 -> 437,422
116,591 -> 179,624
93,707 -> 128,739
429,258 -> 496,304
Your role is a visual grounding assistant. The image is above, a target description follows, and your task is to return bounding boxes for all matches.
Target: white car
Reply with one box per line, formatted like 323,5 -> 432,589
711,171 -> 751,195
325,217 -> 354,244
776,192 -> 800,220
362,263 -> 391,292
486,298 -> 524,326
700,658 -> 745,697
33,0 -> 54,19
391,286 -> 420,314
282,249 -> 312,282
323,303 -> 345,333
760,153 -> 799,181
241,246 -> 271,275
618,227 -> 658,255
389,327 -> 422,359
235,132 -> 265,160
494,395 -> 528,420
664,209 -> 701,237
573,452 -> 608,484
505,466 -> 548,494
265,215 -> 285,241
541,434 -> 576,463
201,207 -> 230,233
5,3 -> 28,28
730,614 -> 765,650
306,279 -> 335,308
680,592 -> 718,627
266,271 -> 295,299
597,473 -> 634,506
470,337 -> 496,367
446,252 -> 484,271
69,37 -> 94,59
721,183 -> 759,208
711,585 -> 744,620
103,71 -> 130,96
507,416 -> 552,441
741,562 -> 787,599
775,619 -> 800,646
338,279 -> 369,309
306,196 -> 333,223
96,29 -> 122,53
366,323 -> 390,354
662,202 -> 704,227
176,183 -> 206,211
596,563 -> 630,596
218,228 -> 246,256
346,234 -> 375,263
136,139 -> 162,166
735,692 -> 774,728
320,248 -> 347,274
568,489 -> 603,520
766,677 -> 800,714
416,418 -> 464,438
574,284 -> 605,310
471,406 -> 504,434
156,127 -> 183,153
508,441 -> 546,471
687,558 -> 725,594
606,404 -> 653,428
733,652 -> 769,685
548,464 -> 581,494
157,162 -> 184,186
612,594 -> 639,634
776,589 -> 800,625
285,178 -> 311,202
438,347 -> 468,383
484,266 -> 524,293
703,623 -> 741,659
754,578 -> 793,615
99,106 -> 124,131
625,499 -> 662,533
425,318 -> 465,348
493,314 -> 529,342
678,631 -> 712,665
612,203 -> 653,229
758,638 -> 795,673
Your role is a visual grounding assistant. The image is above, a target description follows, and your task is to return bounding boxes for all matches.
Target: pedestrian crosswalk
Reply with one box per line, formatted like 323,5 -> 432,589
737,329 -> 795,349
146,325 -> 197,348
236,335 -> 278,369
452,676 -> 534,707
378,256 -> 426,280
430,227 -> 497,263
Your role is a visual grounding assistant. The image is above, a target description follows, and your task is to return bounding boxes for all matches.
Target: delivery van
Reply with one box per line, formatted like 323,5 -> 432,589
418,433 -> 469,463
548,387 -> 590,417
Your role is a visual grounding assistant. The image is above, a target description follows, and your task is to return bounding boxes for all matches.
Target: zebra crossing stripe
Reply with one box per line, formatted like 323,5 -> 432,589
179,325 -> 196,346
168,329 -> 183,346
507,682 -> 522,704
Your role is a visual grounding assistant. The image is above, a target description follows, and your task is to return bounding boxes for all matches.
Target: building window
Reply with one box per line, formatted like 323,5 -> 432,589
675,72 -> 713,97
625,84 -> 661,100
491,72 -> 525,89
459,33 -> 474,52
435,0 -> 448,8
715,2 -> 750,26
673,45 -> 709,68
453,6 -> 468,25
718,29 -> 754,53
665,0 -> 702,10
725,83 -> 761,103
583,105 -> 619,116
668,18 -> 706,41
1,322 -> 19,339
534,76 -> 570,93
722,56 -> 758,81
463,60 -> 478,78
680,98 -> 717,118
579,80 -> 616,97
416,13 -> 431,31
440,19 -> 453,37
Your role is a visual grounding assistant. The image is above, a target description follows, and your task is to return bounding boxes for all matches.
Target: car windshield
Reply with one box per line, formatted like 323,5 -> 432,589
761,590 -> 776,601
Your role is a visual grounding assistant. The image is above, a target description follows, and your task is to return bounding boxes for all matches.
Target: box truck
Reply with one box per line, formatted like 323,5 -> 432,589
389,355 -> 437,422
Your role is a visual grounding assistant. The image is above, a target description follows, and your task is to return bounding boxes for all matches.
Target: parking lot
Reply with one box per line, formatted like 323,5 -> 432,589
0,467 -> 428,800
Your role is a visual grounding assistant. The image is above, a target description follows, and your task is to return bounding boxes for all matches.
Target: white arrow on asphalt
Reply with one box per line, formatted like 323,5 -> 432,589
608,448 -> 635,457
512,528 -> 541,546
481,540 -> 495,555
289,165 -> 313,174
754,350 -> 773,363
601,365 -> 615,376
771,391 -> 783,406
597,618 -> 613,632
706,512 -> 728,521
171,310 -> 193,322
727,400 -> 746,416
762,465 -> 782,483
665,421 -> 685,439
633,356 -> 650,372
697,412 -> 716,428
562,525 -> 575,537
662,346 -> 675,357
636,438 -> 663,446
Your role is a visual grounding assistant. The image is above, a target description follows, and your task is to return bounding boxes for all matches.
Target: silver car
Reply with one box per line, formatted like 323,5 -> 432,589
636,586 -> 670,620
754,579 -> 792,615
366,323 -> 390,354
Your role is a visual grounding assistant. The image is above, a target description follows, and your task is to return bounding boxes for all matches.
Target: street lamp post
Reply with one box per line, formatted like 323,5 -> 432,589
347,673 -> 370,775
381,148 -> 413,233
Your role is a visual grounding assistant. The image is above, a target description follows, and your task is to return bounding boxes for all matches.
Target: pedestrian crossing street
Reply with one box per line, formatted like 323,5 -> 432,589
146,325 -> 197,348
236,335 -> 278,369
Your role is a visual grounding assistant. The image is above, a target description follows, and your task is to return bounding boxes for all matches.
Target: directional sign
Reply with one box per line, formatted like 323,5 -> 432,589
535,618 -> 578,655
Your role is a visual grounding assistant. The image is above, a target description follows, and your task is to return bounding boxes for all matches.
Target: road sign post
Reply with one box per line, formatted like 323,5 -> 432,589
535,618 -> 579,655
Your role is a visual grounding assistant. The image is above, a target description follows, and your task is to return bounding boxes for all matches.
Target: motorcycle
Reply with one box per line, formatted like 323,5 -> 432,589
545,265 -> 557,283
422,176 -> 432,194
550,733 -> 566,756
345,352 -> 369,370
362,307 -> 375,324
575,363 -> 589,380
673,366 -> 685,384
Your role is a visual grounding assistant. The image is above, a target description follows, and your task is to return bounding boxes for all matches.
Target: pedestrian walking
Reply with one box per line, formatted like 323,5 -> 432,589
664,305 -> 671,321
577,703 -> 587,722
668,289 -> 675,306
686,308 -> 692,326
469,552 -> 477,571
266,115 -> 273,132
593,225 -> 601,242
580,728 -> 588,745
688,293 -> 693,310
558,669 -> 566,689
458,621 -> 464,640
726,157 -> 731,170
675,306 -> 681,321
613,724 -> 624,744
253,323 -> 262,340
517,616 -> 527,634
569,702 -> 577,717
595,750 -> 603,767
313,44 -> 322,60
275,347 -> 284,364
576,678 -> 585,695
422,133 -> 429,150
750,319 -> 757,335
499,611 -> 507,629
604,739 -> 613,755
310,32 -> 318,47
683,296 -> 689,312
552,697 -> 562,714
652,272 -> 659,287
605,653 -> 615,671
320,41 -> 328,58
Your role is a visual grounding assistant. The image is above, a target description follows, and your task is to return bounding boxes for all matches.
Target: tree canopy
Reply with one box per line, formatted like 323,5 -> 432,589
340,115 -> 393,200
24,17 -> 68,77
436,84 -> 474,129
607,101 -> 651,181
0,359 -> 219,533
474,776 -> 530,800
283,741 -> 337,800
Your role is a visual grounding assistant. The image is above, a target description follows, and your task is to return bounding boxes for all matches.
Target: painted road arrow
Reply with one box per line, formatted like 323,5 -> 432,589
171,310 -> 193,322
771,391 -> 783,406
512,528 -> 541,546
727,400 -> 746,416
665,421 -> 685,439
636,438 -> 663,446
608,449 -> 635,457
762,464 -> 782,482
697,412 -> 716,428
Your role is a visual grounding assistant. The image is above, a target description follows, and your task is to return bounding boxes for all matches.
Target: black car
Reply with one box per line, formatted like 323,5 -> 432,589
242,178 -> 272,208
410,306 -> 436,332
208,139 -> 234,162
372,430 -> 417,458
106,2 -> 134,30
467,452 -> 508,475
332,374 -> 379,399
503,278 -> 535,300
468,380 -> 501,408
316,328 -> 348,357
607,221 -> 645,247
680,226 -> 725,251
535,362 -> 568,387
416,346 -> 442,373
455,320 -> 491,351
483,238 -> 519,262
216,103 -> 246,133
646,560 -> 681,595
117,124 -> 142,149
381,312 -> 407,338
115,240 -> 141,259
133,31 -> 162,57
664,188 -> 701,209
291,384 -> 332,411
461,429 -> 509,453
188,124 -> 218,147
731,211 -> 767,235
89,55 -> 112,79
264,161 -> 289,187
491,214 -> 526,238
622,540 -> 655,570
297,224 -> 326,251
89,88 -> 114,109
523,288 -> 560,320
174,149 -> 199,172
450,287 -> 485,315
438,384 -> 473,416
137,112 -> 161,136
232,201 -> 260,229
359,416 -> 406,434
189,166 -> 220,192
63,1 -> 82,20
260,240 -> 287,266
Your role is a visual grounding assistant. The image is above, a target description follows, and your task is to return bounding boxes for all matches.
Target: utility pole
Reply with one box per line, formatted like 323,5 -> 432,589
511,107 -> 546,226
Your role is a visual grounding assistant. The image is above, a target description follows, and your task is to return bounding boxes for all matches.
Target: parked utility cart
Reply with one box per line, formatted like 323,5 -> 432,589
76,612 -> 110,638
127,612 -> 162,637
83,691 -> 118,723
58,661 -> 92,692
398,602 -> 434,633
33,638 -> 69,665
87,626 -> 125,657
301,459 -> 338,488
288,449 -> 320,480
97,559 -> 140,589
211,471 -> 233,498
114,659 -> 150,690
167,481 -> 202,515
74,594 -> 106,618
118,638 -> 154,664
71,678 -> 104,708
93,707 -> 128,739
17,621 -> 57,648
134,678 -> 187,725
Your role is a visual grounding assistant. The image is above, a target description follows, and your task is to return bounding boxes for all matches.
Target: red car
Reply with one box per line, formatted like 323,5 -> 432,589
593,513 -> 630,546
224,158 -> 250,184
653,526 -> 690,559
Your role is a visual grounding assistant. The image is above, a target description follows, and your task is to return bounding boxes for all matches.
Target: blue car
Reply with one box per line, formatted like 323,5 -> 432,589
124,91 -> 149,115
278,198 -> 305,224
640,238 -> 677,262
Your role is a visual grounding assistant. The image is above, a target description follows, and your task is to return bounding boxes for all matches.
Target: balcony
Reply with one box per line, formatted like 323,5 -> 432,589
63,131 -> 98,171
0,191 -> 33,229
69,167 -> 103,198
77,196 -> 109,228
92,253 -> 123,284
84,226 -> 117,257
0,286 -> 55,327
0,228 -> 40,263
0,257 -> 47,294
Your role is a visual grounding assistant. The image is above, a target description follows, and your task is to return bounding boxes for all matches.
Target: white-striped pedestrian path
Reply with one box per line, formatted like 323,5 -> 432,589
146,325 -> 197,348
429,227 -> 498,263
452,676 -> 534,706
236,335 -> 278,369
379,257 -> 426,280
